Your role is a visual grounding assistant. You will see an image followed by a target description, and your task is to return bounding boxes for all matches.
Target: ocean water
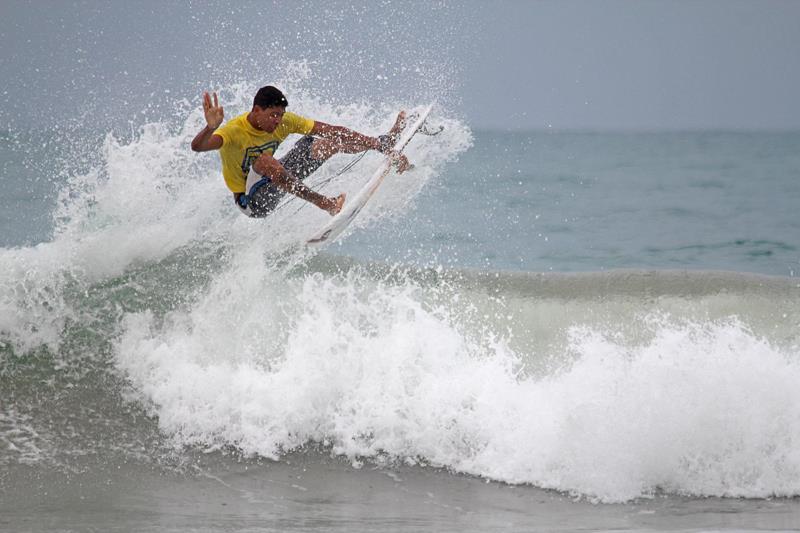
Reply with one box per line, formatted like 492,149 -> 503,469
2,87 -> 800,531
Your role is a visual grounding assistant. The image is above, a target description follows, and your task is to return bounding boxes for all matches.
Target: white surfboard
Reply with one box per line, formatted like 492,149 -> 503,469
307,104 -> 434,245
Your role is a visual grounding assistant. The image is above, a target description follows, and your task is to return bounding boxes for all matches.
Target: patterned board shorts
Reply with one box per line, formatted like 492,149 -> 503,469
236,135 -> 325,218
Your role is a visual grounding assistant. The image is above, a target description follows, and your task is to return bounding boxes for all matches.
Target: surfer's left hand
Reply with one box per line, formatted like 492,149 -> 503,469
389,151 -> 411,173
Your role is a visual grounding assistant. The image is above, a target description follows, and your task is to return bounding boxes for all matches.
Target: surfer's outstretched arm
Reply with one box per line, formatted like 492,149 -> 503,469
278,176 -> 345,216
253,152 -> 345,215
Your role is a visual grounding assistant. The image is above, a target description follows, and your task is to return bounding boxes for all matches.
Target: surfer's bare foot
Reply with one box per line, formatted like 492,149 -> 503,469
326,193 -> 346,215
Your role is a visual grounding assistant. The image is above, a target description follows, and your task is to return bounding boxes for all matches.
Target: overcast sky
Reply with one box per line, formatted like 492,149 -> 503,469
2,0 -> 799,131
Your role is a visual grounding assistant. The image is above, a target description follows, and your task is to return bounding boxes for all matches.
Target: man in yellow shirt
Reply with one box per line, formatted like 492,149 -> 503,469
191,85 -> 409,217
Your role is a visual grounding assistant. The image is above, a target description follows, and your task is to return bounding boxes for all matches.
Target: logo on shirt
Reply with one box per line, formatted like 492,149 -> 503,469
241,141 -> 280,174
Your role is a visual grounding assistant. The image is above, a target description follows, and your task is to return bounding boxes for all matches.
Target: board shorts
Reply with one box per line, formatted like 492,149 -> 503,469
235,135 -> 326,218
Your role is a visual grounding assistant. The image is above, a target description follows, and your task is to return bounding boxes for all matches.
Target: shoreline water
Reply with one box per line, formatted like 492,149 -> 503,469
4,450 -> 800,532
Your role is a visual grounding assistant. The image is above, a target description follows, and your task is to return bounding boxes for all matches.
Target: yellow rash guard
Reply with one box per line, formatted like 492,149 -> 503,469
213,111 -> 315,193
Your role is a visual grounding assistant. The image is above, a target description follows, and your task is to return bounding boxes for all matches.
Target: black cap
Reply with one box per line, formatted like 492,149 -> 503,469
253,86 -> 288,109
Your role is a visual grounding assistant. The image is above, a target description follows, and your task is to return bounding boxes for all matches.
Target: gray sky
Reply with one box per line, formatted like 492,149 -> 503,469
2,0 -> 799,131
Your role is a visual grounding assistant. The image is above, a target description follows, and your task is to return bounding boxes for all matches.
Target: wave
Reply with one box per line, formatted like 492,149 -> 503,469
2,80 -> 799,503
111,261 -> 799,503
3,246 -> 799,502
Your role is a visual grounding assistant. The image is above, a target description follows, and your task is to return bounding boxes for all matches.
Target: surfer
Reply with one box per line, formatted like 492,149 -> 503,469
191,85 -> 409,217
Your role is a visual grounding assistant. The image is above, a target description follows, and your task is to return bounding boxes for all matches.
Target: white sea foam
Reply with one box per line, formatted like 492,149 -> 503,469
115,264 -> 800,503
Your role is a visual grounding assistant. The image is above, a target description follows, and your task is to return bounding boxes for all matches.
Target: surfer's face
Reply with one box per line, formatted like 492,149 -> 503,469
252,105 -> 285,132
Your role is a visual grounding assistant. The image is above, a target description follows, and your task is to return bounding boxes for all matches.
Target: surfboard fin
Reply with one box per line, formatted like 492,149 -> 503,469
403,110 -> 442,138
419,124 -> 444,136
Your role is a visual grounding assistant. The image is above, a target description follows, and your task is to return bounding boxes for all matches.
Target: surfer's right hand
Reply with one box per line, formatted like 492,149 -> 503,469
203,91 -> 224,129
327,193 -> 346,216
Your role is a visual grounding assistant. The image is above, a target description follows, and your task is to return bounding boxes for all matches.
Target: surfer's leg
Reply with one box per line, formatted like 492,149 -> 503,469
279,136 -> 326,181
235,166 -> 284,218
